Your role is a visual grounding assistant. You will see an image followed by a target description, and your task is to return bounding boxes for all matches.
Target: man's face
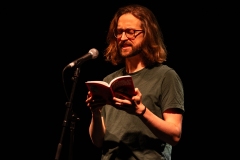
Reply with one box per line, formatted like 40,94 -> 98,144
116,13 -> 144,58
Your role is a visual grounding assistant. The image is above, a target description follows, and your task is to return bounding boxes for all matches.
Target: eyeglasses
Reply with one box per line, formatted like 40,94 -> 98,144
114,29 -> 144,39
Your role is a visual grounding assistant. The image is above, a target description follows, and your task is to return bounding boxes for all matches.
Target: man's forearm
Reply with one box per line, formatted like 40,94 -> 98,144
89,114 -> 105,148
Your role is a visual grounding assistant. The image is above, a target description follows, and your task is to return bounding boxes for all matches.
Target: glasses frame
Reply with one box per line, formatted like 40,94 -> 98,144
113,29 -> 144,40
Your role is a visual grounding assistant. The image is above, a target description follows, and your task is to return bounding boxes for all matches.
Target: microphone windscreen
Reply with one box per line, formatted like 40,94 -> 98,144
89,48 -> 99,59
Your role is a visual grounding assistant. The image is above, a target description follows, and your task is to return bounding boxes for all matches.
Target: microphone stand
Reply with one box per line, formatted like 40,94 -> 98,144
55,67 -> 80,160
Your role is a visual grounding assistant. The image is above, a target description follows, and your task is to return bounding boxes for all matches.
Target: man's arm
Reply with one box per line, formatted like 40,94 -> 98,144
86,91 -> 106,148
139,107 -> 183,146
113,88 -> 183,146
89,111 -> 106,148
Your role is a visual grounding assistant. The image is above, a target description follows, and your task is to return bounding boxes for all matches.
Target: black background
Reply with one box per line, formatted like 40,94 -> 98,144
1,1 -> 237,160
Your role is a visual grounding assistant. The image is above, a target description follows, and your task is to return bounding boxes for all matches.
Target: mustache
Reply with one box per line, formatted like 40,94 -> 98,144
119,42 -> 132,47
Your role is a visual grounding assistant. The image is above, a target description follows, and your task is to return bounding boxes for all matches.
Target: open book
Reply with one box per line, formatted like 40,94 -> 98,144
85,75 -> 136,104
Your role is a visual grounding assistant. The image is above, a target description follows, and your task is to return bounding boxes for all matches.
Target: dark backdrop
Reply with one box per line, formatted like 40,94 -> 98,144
2,1 -> 235,160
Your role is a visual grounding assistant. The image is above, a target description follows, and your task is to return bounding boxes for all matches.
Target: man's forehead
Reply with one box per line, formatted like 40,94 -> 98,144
117,14 -> 141,29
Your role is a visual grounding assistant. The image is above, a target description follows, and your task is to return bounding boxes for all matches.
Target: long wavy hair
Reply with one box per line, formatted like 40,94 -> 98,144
104,4 -> 167,66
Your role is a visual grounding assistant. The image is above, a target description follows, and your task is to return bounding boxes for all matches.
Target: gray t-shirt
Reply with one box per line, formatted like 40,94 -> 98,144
101,64 -> 184,160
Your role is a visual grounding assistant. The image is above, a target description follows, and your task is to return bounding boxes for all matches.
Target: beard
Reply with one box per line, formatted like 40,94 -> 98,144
118,42 -> 142,58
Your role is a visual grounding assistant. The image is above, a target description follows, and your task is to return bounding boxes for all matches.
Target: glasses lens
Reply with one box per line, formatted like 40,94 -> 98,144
125,29 -> 135,39
114,29 -> 122,38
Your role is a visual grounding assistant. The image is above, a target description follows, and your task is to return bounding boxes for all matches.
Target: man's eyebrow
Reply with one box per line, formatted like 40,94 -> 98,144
116,28 -> 134,30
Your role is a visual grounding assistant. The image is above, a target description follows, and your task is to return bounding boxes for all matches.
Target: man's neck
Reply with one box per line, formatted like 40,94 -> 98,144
125,55 -> 145,74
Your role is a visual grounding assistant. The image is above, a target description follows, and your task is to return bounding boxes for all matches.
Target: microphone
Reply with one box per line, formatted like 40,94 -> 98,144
66,48 -> 99,68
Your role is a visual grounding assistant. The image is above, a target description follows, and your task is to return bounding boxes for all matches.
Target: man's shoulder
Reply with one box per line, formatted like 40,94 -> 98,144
149,64 -> 173,73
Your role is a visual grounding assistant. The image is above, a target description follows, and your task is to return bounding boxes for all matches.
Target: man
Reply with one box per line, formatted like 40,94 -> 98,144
86,4 -> 184,160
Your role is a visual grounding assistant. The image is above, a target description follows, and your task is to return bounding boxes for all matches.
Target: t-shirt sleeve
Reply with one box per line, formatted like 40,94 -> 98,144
161,69 -> 184,112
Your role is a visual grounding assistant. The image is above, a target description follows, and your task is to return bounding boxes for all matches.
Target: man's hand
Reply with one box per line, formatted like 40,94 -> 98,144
112,88 -> 146,115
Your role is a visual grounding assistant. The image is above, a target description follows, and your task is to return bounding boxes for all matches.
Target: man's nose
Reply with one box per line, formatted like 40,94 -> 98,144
120,32 -> 128,40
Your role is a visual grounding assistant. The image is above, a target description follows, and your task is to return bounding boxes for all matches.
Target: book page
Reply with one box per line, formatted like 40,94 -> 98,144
110,75 -> 135,100
85,81 -> 110,87
109,75 -> 132,86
